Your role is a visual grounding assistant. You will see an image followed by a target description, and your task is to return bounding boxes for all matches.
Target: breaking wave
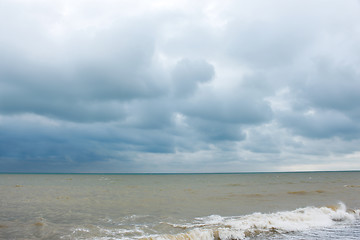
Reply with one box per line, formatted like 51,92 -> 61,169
143,202 -> 359,240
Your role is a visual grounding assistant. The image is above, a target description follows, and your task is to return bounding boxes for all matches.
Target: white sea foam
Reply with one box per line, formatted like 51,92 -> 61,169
144,202 -> 360,240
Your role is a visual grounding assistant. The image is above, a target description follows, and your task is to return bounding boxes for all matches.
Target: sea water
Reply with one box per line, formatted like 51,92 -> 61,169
0,172 -> 359,239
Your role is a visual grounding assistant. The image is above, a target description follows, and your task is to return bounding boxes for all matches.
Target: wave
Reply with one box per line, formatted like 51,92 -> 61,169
143,202 -> 359,240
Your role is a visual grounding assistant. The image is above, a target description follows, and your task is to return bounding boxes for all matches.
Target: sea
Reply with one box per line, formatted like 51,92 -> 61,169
0,171 -> 360,240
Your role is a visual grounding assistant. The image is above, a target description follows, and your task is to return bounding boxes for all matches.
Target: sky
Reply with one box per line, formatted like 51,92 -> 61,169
1,0 -> 360,173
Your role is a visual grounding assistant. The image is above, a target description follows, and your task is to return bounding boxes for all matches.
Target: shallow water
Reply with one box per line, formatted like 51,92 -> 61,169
0,172 -> 359,239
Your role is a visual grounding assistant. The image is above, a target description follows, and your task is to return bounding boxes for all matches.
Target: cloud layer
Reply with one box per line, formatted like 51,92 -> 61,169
1,0 -> 360,172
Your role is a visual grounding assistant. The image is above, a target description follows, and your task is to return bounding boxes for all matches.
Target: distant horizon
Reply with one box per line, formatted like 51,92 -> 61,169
1,170 -> 360,175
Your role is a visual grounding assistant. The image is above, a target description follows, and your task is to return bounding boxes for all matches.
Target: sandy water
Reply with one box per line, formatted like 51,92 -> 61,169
0,172 -> 359,239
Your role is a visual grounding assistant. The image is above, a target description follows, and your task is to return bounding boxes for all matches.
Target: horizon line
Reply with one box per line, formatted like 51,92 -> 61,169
1,170 -> 359,175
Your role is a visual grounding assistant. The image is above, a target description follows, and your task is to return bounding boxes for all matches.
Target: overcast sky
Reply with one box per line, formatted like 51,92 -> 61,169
1,0 -> 360,173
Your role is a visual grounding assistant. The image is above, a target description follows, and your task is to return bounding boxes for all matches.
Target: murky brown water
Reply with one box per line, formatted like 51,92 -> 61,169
1,172 -> 359,239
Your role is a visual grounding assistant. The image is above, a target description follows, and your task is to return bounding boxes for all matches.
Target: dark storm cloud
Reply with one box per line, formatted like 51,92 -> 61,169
0,114 -> 176,172
0,117 -> 103,172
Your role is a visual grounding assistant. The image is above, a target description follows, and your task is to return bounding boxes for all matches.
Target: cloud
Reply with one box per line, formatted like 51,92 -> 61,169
186,118 -> 246,142
300,60 -> 360,113
274,59 -> 360,140
172,58 -> 214,97
0,15 -> 166,122
0,115 -> 103,172
180,83 -> 272,125
1,0 -> 360,172
279,109 -> 360,139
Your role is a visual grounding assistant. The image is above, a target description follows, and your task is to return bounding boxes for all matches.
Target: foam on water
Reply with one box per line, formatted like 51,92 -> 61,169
142,202 -> 360,240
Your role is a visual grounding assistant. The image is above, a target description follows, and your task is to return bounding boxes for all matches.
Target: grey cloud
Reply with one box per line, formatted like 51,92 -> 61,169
188,118 -> 246,142
300,60 -> 360,112
0,123 -> 103,172
278,109 -> 360,139
224,7 -> 314,69
0,115 -> 176,172
242,129 -> 280,154
0,18 -> 166,123
181,85 -> 272,125
123,99 -> 173,129
1,0 -> 360,172
172,58 -> 215,97
160,20 -> 219,59
223,1 -> 360,70
275,59 -> 360,140
226,23 -> 306,68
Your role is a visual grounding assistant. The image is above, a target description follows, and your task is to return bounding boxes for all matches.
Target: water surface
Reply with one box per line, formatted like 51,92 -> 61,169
1,172 -> 359,239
